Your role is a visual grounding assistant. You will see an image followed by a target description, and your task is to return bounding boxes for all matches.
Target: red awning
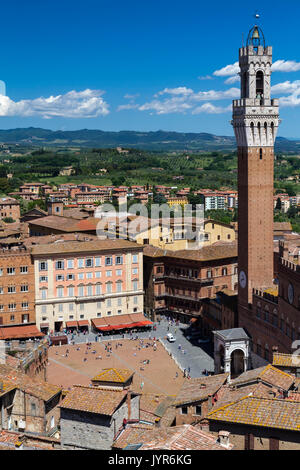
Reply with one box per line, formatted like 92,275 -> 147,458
135,320 -> 153,327
92,314 -> 153,332
66,321 -> 78,328
0,325 -> 45,340
78,320 -> 89,327
92,318 -> 108,328
97,325 -> 114,332
40,323 -> 49,328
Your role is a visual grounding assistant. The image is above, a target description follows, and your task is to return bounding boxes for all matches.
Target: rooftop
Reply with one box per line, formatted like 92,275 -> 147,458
60,385 -> 128,416
230,364 -> 295,391
0,364 -> 61,402
140,424 -> 232,450
208,396 -> 300,432
139,393 -> 175,424
273,352 -> 300,368
31,238 -> 142,256
213,328 -> 249,341
92,368 -> 134,384
143,242 -> 237,262
174,373 -> 228,406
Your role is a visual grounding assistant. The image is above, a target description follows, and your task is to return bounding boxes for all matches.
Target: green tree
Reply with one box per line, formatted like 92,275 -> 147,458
275,197 -> 282,211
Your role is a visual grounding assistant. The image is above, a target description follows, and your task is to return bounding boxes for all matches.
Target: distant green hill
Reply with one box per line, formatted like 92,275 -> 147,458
0,127 -> 298,152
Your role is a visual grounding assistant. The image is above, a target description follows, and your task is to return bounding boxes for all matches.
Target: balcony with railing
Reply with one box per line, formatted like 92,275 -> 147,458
154,272 -> 213,286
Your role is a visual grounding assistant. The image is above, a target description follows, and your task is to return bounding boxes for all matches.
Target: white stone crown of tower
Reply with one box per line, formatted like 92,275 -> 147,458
232,25 -> 280,147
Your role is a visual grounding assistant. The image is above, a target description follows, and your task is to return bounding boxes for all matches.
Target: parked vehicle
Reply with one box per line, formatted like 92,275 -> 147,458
166,333 -> 176,342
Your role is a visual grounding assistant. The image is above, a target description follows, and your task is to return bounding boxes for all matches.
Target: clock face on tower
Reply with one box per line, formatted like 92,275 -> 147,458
239,270 -> 247,289
288,283 -> 294,304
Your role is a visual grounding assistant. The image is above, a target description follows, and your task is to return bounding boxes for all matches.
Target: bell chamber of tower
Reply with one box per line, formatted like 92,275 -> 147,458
232,26 -> 279,149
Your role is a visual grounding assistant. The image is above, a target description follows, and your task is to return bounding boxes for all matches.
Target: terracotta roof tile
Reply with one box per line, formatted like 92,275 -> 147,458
31,238 -> 142,256
273,352 -> 300,368
0,325 -> 45,341
143,242 -> 237,261
208,396 -> 300,432
112,423 -> 154,449
174,373 -> 228,406
140,424 -> 232,450
60,385 -> 128,416
0,364 -> 61,402
139,393 -> 175,424
230,364 -> 295,391
92,368 -> 134,384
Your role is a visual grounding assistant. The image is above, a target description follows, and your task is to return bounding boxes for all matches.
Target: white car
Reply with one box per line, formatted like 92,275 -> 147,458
166,333 -> 176,342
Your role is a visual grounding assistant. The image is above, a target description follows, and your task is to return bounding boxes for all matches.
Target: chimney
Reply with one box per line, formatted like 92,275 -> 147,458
218,430 -> 231,449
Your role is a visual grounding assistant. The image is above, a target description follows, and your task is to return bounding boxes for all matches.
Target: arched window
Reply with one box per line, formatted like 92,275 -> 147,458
257,122 -> 261,142
256,71 -> 264,98
271,122 -> 275,140
250,122 -> 255,140
264,122 -> 268,140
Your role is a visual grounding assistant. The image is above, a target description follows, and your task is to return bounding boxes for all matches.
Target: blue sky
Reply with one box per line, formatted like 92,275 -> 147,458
0,0 -> 300,136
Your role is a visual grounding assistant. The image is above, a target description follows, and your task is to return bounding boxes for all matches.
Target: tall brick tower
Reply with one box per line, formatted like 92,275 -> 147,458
232,25 -> 280,310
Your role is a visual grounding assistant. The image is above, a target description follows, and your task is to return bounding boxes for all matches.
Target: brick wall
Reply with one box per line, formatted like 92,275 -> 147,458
0,251 -> 35,326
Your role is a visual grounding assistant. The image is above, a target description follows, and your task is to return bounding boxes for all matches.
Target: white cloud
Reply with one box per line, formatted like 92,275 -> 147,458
155,87 -> 194,97
192,88 -> 239,101
213,62 -> 239,77
192,103 -> 232,114
117,103 -> 139,111
0,89 -> 109,118
124,93 -> 140,99
279,93 -> 300,107
213,59 -> 300,88
270,79 -> 300,107
225,75 -> 240,84
138,96 -> 193,115
272,80 -> 300,94
214,59 -> 300,78
136,85 -> 239,115
198,75 -> 214,80
272,60 -> 300,72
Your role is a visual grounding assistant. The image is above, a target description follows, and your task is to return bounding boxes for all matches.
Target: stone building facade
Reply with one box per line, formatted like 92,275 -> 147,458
60,386 -> 140,450
0,198 -> 20,222
0,364 -> 62,435
143,244 -> 237,323
31,239 -> 144,333
0,249 -> 35,327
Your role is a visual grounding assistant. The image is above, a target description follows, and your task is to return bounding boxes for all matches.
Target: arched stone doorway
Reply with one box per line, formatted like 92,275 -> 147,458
231,348 -> 245,377
213,328 -> 250,382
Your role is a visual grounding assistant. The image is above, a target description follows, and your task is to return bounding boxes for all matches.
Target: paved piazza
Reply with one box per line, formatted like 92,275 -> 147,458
47,320 -> 214,394
48,338 -> 186,395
